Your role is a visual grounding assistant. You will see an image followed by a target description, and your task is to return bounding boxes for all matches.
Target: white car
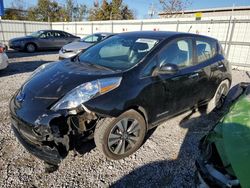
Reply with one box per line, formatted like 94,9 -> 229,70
0,44 -> 8,70
59,33 -> 114,60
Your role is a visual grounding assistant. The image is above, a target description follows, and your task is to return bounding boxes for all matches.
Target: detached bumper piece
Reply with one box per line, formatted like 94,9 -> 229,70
196,159 -> 240,188
196,82 -> 250,188
12,125 -> 62,165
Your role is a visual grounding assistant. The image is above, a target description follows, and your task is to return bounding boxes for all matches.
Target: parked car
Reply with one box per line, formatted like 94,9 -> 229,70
59,32 -> 114,59
196,82 -> 250,188
10,31 -> 232,168
9,30 -> 80,53
0,43 -> 9,70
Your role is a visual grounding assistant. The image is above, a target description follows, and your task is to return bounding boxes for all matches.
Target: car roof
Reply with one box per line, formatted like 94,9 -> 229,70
92,32 -> 114,36
117,31 -> 217,41
39,30 -> 69,33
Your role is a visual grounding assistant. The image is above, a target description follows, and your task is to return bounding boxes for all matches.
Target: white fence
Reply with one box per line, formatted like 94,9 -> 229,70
1,19 -> 250,68
0,20 -> 51,43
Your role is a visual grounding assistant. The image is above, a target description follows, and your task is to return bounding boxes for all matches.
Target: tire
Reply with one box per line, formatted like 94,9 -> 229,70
94,110 -> 147,160
207,80 -> 230,112
25,43 -> 36,53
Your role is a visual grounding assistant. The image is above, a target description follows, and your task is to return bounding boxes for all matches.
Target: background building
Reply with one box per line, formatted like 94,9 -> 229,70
158,6 -> 250,21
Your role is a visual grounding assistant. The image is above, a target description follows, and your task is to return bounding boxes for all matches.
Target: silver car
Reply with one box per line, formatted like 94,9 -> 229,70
59,33 -> 114,59
0,44 -> 9,70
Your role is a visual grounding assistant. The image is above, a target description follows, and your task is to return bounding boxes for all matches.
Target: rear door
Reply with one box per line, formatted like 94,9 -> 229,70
194,37 -> 220,102
37,31 -> 55,49
53,31 -> 69,48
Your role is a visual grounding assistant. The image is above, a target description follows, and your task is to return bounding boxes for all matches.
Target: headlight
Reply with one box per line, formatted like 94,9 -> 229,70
61,48 -> 66,53
74,49 -> 82,54
51,77 -> 122,111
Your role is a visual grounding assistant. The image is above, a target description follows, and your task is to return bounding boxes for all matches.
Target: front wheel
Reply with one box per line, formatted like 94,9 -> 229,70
25,43 -> 36,53
94,110 -> 147,160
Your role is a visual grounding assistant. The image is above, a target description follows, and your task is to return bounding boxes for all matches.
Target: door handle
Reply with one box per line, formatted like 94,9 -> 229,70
188,73 -> 199,79
218,64 -> 224,68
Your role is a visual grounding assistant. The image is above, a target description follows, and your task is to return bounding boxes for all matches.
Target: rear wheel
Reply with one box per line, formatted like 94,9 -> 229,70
25,43 -> 36,53
207,80 -> 230,112
94,110 -> 147,160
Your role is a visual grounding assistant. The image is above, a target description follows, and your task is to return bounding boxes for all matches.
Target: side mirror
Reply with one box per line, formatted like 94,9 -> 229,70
158,63 -> 179,74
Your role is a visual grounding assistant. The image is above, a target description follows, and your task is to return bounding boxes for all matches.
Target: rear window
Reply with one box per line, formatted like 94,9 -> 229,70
196,38 -> 217,63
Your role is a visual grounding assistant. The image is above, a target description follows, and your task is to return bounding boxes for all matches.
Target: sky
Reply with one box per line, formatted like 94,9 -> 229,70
4,0 -> 250,19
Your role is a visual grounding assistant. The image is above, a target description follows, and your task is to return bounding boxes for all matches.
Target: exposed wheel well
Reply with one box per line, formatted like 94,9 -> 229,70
125,106 -> 149,130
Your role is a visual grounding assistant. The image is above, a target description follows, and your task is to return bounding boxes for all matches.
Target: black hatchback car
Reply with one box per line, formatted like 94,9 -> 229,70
9,30 -> 80,52
10,31 -> 231,167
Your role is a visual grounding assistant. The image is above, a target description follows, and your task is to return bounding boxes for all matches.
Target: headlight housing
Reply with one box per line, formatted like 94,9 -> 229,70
51,77 -> 122,111
74,49 -> 82,54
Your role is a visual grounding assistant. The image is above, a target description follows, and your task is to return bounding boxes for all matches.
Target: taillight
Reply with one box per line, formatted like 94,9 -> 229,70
0,47 -> 4,53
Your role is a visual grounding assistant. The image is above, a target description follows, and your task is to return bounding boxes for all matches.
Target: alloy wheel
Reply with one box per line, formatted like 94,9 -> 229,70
108,118 -> 141,155
215,83 -> 228,108
27,44 -> 35,52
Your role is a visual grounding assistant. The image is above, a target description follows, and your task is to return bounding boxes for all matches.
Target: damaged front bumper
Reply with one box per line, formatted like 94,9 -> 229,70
9,95 -> 98,165
12,123 -> 62,165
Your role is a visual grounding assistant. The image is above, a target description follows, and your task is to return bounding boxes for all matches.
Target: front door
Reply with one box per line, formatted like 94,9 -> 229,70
142,37 -> 209,124
157,38 -> 200,118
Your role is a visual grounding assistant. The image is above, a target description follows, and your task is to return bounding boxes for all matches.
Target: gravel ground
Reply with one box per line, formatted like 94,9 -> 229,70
0,51 -> 249,188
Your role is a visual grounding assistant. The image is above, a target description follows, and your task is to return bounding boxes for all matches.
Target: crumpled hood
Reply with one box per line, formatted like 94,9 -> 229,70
20,60 -> 117,109
62,42 -> 93,51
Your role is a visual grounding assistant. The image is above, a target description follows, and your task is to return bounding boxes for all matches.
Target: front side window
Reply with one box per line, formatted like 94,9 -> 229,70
196,39 -> 217,63
158,39 -> 193,68
39,31 -> 54,38
78,35 -> 159,71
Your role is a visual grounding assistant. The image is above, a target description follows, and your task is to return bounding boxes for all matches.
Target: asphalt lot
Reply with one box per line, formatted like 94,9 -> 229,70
0,50 -> 249,187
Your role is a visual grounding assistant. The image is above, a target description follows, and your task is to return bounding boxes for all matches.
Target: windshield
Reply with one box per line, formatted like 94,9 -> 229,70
78,35 -> 159,70
29,31 -> 44,37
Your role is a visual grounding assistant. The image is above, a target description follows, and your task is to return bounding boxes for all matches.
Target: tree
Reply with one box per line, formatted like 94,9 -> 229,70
65,0 -> 88,21
111,0 -> 122,20
89,0 -> 111,21
72,4 -> 88,21
2,0 -> 27,20
66,0 -> 74,21
88,0 -> 134,21
3,0 -> 87,22
159,0 -> 190,15
121,5 -> 134,20
24,0 -> 64,22
33,0 -> 65,22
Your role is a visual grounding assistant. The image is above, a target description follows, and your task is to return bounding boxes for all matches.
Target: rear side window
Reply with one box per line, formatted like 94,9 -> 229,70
196,39 -> 217,63
62,32 -> 72,37
54,32 -> 64,38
